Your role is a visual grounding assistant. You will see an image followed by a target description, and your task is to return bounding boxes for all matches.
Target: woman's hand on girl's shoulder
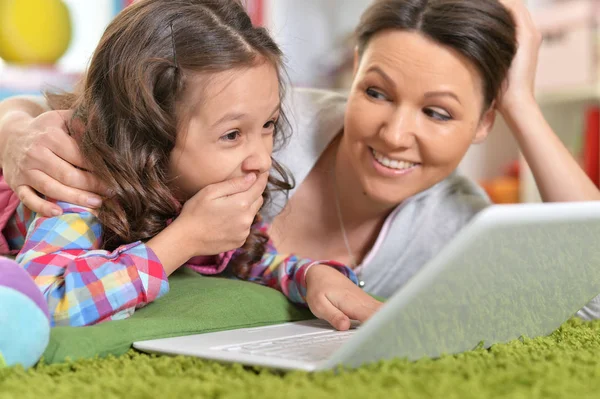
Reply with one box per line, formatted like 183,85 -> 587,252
305,264 -> 383,331
1,109 -> 106,216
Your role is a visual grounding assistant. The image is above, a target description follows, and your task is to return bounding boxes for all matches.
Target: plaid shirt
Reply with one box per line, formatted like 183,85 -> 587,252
3,199 -> 357,327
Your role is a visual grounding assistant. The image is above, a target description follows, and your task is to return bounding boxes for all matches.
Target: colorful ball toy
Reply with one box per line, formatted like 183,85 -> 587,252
0,258 -> 50,368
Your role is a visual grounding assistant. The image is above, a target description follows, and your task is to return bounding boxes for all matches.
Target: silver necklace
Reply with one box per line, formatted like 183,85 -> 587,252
331,155 -> 366,288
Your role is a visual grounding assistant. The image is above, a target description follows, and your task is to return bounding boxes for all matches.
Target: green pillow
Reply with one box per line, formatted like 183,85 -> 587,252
42,268 -> 314,364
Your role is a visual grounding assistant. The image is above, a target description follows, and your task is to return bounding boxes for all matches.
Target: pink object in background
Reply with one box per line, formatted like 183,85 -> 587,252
583,106 -> 600,188
532,0 -> 600,92
245,0 -> 264,26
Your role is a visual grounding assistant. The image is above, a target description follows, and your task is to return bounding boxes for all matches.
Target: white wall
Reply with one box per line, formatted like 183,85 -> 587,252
266,0 -> 370,86
57,0 -> 114,72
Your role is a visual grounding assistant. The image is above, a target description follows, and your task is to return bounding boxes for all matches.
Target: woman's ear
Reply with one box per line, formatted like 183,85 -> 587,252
473,103 -> 497,144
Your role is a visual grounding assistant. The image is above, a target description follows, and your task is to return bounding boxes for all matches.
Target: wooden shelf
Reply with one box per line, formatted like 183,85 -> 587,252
520,85 -> 600,202
536,84 -> 600,106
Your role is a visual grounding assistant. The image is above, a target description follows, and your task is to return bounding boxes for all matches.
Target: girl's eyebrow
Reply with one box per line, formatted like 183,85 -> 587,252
269,103 -> 282,117
213,112 -> 246,127
212,103 -> 281,127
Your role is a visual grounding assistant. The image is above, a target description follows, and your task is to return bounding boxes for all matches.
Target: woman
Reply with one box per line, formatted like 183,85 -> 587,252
1,0 -> 599,330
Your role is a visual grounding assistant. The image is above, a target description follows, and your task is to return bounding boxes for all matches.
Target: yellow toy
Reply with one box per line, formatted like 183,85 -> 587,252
0,0 -> 72,64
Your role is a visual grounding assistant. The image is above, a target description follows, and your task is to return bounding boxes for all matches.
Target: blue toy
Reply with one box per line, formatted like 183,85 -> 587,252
0,257 -> 50,368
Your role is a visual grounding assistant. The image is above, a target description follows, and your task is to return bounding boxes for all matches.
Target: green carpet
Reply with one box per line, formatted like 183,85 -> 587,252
2,319 -> 600,398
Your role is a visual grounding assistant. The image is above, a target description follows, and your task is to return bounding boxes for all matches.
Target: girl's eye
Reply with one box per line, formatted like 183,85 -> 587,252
366,87 -> 387,101
221,131 -> 240,142
424,108 -> 453,121
263,120 -> 277,129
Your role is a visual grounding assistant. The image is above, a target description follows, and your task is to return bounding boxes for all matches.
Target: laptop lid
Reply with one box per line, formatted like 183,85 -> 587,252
324,202 -> 600,369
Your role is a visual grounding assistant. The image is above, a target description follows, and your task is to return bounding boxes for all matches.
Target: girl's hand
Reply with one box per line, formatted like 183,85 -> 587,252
305,264 -> 383,331
497,0 -> 543,115
1,109 -> 106,216
174,171 -> 268,257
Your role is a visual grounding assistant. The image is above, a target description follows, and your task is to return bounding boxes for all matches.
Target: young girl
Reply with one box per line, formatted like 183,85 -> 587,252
0,0 -> 358,327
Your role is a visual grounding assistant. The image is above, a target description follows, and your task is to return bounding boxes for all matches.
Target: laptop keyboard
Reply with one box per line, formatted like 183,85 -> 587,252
218,329 -> 358,362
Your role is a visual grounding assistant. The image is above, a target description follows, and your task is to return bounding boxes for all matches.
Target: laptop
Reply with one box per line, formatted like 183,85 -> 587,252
134,201 -> 600,371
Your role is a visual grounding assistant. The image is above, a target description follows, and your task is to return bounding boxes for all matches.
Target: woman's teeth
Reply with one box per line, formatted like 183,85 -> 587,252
372,149 -> 418,170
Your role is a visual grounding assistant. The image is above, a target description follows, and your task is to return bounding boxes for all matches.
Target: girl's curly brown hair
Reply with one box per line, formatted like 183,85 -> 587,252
48,0 -> 293,278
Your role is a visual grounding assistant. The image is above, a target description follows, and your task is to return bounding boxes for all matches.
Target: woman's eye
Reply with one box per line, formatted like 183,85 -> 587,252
221,131 -> 240,141
424,108 -> 452,121
366,87 -> 387,101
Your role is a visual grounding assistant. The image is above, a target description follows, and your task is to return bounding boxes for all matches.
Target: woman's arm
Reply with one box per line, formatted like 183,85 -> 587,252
0,96 -> 106,215
498,0 -> 600,202
0,96 -> 46,166
502,101 -> 600,202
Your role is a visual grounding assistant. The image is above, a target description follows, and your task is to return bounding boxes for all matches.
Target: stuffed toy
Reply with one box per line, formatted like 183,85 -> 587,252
0,257 -> 50,368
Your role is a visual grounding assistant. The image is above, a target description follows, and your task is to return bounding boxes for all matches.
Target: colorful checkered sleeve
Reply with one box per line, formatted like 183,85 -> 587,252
245,222 -> 358,305
15,200 -> 169,327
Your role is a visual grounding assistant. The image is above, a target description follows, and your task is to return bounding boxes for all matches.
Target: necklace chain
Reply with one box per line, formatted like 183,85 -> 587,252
331,151 -> 365,288
333,175 -> 357,268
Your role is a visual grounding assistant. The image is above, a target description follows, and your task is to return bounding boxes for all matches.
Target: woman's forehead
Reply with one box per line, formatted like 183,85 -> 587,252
358,30 -> 483,97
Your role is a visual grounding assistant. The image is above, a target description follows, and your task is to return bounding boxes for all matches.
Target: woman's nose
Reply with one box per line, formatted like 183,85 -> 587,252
380,108 -> 417,149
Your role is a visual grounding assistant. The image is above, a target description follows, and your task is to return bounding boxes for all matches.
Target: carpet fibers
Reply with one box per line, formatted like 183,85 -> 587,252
2,319 -> 600,399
